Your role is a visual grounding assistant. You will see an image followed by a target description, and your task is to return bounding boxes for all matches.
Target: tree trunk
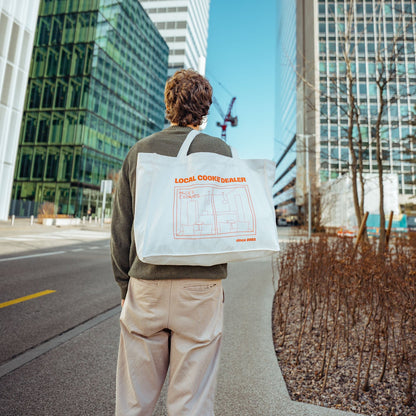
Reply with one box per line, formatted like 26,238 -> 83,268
375,85 -> 386,252
355,112 -> 368,242
345,27 -> 362,232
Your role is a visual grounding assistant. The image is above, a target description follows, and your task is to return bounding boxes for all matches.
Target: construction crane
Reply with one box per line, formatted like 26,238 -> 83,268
212,97 -> 238,142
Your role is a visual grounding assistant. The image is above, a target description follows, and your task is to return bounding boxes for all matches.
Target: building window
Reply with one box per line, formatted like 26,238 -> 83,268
32,48 -> 47,77
58,46 -> 72,75
63,15 -> 76,43
63,112 -> 77,144
84,156 -> 93,183
38,17 -> 51,45
59,148 -> 73,181
73,45 -> 86,75
51,16 -> 64,44
0,63 -> 13,105
69,79 -> 81,108
28,81 -> 42,109
19,149 -> 33,179
46,47 -> 59,76
32,149 -> 46,179
45,149 -> 59,179
23,115 -> 37,143
50,114 -> 64,144
37,116 -> 51,143
359,83 -> 367,96
8,22 -> 20,63
76,13 -> 91,43
42,81 -> 55,108
390,105 -> 398,118
55,80 -> 68,108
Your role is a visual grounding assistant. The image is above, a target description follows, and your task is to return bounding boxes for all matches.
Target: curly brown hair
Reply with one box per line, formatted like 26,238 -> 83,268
165,69 -> 213,127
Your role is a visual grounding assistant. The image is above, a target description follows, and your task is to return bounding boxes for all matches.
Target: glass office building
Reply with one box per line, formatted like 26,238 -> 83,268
11,0 -> 168,217
140,0 -> 210,75
316,0 -> 416,205
273,0 -> 297,216
275,0 -> 416,221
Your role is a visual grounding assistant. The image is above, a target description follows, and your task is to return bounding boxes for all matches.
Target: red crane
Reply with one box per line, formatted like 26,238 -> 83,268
213,97 -> 238,142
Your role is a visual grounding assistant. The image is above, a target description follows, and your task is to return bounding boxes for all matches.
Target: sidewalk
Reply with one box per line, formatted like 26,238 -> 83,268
0,217 -> 111,236
0,220 -> 363,415
0,217 -> 110,256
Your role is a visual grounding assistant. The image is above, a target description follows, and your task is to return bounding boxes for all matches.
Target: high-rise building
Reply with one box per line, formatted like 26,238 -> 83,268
273,0 -> 297,217
0,0 -> 41,221
11,0 -> 168,218
140,0 -> 210,75
275,0 -> 416,222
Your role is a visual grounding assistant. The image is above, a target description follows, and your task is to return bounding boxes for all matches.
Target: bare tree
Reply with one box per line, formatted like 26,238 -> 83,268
340,0 -> 367,236
295,0 -> 414,243
370,2 -> 413,250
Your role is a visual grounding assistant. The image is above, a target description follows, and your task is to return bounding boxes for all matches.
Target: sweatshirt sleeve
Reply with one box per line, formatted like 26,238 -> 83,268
111,153 -> 133,299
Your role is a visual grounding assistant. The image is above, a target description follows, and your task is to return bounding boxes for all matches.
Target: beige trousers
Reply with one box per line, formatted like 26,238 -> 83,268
116,278 -> 223,416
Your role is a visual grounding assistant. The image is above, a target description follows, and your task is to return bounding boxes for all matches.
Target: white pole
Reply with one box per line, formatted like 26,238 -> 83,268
101,191 -> 106,227
30,215 -> 34,225
299,133 -> 313,239
306,136 -> 312,240
11,215 -> 15,226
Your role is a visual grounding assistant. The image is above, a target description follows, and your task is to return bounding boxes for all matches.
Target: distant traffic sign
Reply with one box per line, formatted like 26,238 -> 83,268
100,180 -> 113,194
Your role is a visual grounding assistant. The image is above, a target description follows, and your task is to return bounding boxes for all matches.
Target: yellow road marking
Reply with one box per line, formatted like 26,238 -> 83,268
0,290 -> 56,309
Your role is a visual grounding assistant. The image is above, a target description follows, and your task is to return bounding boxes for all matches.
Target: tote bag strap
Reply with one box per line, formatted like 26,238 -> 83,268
177,130 -> 201,158
177,129 -> 238,158
230,146 -> 239,158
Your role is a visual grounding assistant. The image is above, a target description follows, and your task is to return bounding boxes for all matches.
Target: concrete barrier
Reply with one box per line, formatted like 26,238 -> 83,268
41,218 -> 82,226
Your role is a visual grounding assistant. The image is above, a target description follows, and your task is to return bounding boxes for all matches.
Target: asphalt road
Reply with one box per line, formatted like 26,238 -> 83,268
0,240 -> 119,365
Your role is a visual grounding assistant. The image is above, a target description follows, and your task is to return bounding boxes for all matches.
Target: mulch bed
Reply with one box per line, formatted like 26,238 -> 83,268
272,295 -> 416,416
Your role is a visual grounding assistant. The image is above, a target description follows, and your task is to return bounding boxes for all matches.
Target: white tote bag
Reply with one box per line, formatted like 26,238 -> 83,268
134,130 -> 280,266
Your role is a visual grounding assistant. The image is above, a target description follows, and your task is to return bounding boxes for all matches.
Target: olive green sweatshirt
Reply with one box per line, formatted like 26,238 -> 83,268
111,125 -> 232,299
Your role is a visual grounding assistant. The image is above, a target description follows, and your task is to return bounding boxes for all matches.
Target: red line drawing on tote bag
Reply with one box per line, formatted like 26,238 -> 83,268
173,184 -> 256,239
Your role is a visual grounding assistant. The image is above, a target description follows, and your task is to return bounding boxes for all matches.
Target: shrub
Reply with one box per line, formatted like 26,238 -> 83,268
37,202 -> 56,219
273,236 -> 416,411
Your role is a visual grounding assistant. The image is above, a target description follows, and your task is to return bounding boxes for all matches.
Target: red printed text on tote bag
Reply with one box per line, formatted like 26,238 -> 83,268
173,178 -> 256,240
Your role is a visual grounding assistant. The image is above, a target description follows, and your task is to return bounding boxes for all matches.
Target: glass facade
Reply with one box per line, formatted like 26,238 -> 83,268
317,0 -> 416,198
273,0 -> 297,215
12,0 -> 168,217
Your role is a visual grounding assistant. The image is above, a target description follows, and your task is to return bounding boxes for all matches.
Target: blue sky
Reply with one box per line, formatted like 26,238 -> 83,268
203,0 -> 277,160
